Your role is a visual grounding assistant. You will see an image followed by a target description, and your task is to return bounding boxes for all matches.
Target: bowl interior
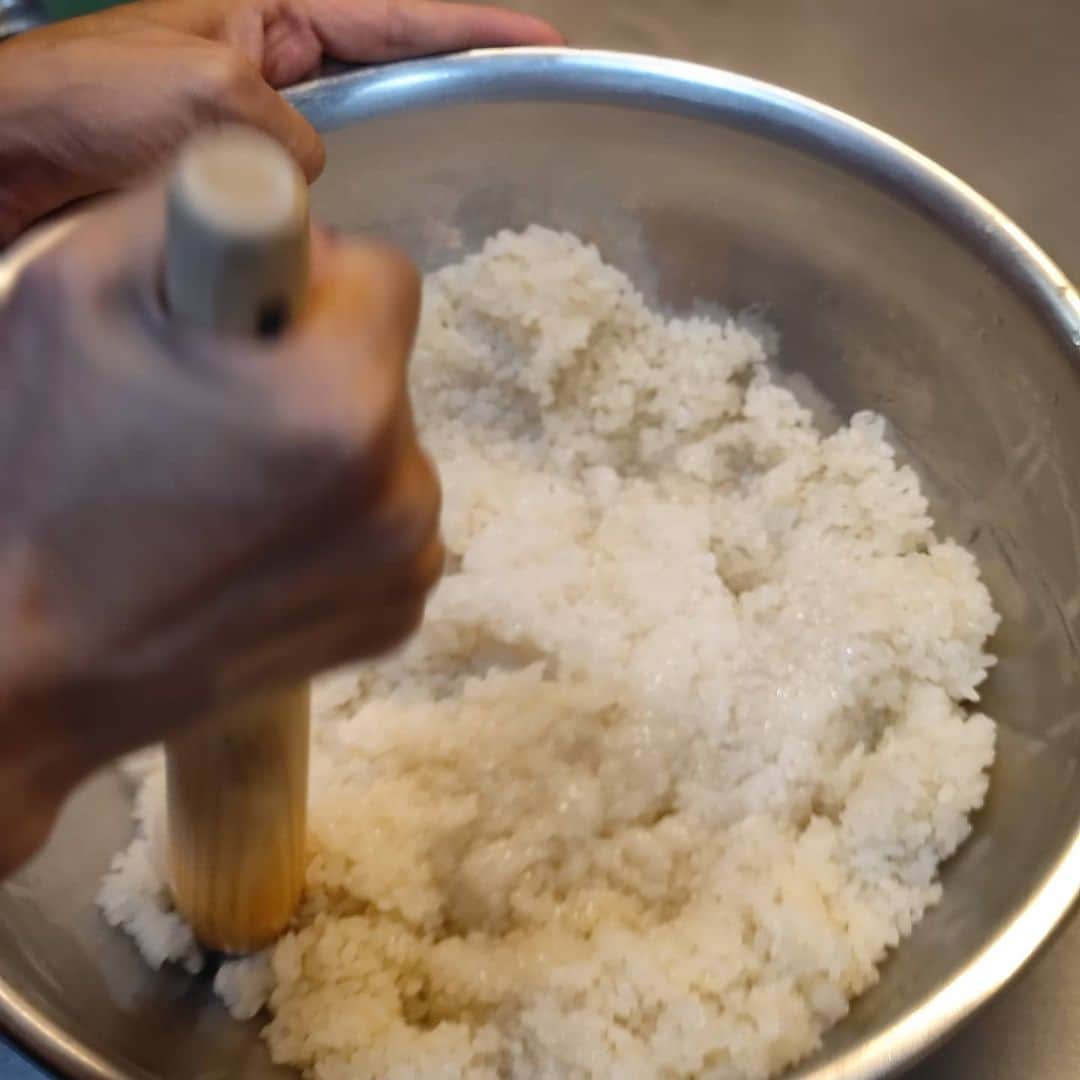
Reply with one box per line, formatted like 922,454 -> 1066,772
2,61 -> 1079,1080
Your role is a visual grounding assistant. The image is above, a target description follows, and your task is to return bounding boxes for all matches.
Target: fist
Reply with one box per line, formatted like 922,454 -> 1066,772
0,181 -> 442,869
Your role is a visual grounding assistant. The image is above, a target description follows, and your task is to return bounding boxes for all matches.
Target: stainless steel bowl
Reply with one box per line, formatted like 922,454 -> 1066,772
0,0 -> 46,41
1,48 -> 1078,1080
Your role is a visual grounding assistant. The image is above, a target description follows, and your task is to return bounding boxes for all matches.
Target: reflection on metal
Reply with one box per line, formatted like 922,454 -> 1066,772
0,0 -> 45,38
286,50 -> 1080,351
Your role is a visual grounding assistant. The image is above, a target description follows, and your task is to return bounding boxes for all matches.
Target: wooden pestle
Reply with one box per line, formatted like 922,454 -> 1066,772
163,126 -> 311,953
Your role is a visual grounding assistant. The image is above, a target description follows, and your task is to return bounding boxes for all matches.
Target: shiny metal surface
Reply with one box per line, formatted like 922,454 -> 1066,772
0,0 -> 46,39
2,36 -> 1080,1080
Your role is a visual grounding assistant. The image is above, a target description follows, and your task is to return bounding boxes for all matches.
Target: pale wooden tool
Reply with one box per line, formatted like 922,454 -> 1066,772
163,126 -> 311,954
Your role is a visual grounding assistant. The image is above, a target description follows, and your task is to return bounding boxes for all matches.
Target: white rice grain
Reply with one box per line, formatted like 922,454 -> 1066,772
99,228 -> 998,1079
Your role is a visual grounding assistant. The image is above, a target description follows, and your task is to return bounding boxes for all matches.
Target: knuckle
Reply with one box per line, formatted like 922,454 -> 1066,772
333,390 -> 412,480
341,440 -> 442,571
376,245 -> 422,318
398,443 -> 443,523
391,456 -> 445,588
203,45 -> 260,107
396,597 -> 428,641
344,242 -> 421,321
271,370 -> 397,480
380,0 -> 411,54
414,533 -> 446,595
327,396 -> 404,477
345,596 -> 427,663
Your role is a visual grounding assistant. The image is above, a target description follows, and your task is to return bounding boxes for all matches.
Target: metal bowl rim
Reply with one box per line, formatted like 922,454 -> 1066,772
1,45 -> 1078,1080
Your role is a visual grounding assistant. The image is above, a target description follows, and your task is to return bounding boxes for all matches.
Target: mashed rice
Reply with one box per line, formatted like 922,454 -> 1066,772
99,228 -> 998,1079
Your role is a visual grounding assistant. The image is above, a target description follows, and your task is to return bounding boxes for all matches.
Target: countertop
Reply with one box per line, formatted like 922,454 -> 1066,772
2,1 -> 1078,1078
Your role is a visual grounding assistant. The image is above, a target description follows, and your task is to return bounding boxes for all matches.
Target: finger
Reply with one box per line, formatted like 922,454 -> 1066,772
220,590 -> 430,701
182,507 -> 442,701
281,239 -> 421,409
311,0 -> 565,64
304,240 -> 421,345
211,237 -> 424,511
185,436 -> 442,655
381,0 -> 567,54
225,66 -> 327,180
24,80 -> 322,297
235,522 -> 443,662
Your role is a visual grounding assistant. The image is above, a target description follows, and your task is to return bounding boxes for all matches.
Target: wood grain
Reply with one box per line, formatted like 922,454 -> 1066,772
166,687 -> 309,952
163,127 -> 311,953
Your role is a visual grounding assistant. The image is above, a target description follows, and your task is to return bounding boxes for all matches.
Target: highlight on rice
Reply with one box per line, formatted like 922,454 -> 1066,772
100,228 -> 998,1079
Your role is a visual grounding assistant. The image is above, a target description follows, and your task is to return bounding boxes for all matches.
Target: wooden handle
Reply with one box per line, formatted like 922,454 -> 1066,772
163,126 -> 310,954
166,687 -> 309,952
164,125 -> 309,335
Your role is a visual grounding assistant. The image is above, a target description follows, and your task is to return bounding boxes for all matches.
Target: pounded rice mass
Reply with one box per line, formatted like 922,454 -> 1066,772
100,228 -> 999,1079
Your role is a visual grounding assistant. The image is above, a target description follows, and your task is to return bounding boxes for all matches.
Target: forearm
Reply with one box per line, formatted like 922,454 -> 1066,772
0,41 -> 51,246
0,32 -> 100,248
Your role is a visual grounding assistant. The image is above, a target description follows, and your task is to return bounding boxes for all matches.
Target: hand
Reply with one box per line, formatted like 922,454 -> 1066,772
0,180 -> 443,873
0,0 -> 563,244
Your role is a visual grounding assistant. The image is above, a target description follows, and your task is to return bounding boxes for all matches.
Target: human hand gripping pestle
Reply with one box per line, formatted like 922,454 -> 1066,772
163,126 -> 311,954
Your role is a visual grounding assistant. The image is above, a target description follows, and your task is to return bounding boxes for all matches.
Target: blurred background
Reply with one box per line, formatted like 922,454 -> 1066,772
9,0 -> 116,25
0,0 -> 101,32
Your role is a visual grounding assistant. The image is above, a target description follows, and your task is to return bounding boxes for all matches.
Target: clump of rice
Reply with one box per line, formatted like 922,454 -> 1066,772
99,228 -> 998,1079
